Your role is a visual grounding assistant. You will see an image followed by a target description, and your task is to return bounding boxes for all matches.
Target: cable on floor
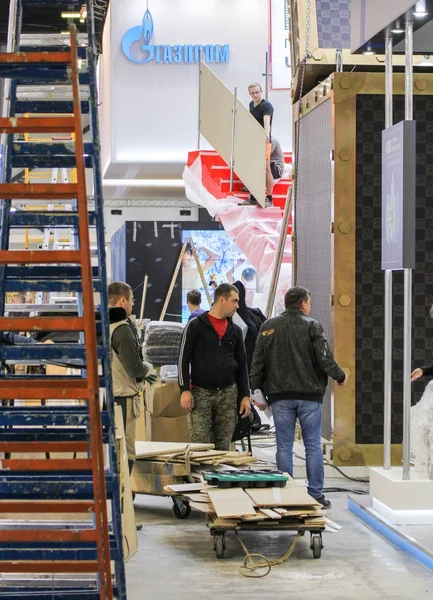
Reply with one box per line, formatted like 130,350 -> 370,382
235,531 -> 301,578
323,459 -> 369,483
323,487 -> 368,495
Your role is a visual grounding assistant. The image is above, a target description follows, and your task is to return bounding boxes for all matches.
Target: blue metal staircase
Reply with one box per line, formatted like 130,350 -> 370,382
0,1 -> 126,598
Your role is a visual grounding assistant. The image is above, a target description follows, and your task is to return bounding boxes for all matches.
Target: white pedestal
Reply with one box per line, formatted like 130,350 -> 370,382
370,466 -> 433,525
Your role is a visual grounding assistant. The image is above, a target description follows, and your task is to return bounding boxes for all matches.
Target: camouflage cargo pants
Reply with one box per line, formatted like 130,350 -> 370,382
187,384 -> 238,451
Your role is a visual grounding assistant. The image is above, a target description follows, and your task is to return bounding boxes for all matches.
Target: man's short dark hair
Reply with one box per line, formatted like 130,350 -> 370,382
241,267 -> 256,282
214,283 -> 239,302
108,281 -> 132,305
187,289 -> 202,306
284,286 -> 311,309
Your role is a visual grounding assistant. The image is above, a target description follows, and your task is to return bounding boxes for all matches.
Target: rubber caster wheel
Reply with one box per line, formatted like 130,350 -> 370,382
172,500 -> 191,519
311,534 -> 323,559
215,535 -> 225,559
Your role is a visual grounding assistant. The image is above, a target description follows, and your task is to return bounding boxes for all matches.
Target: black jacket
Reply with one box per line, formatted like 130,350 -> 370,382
250,308 -> 345,403
109,307 -> 151,382
1,332 -> 34,345
178,312 -> 249,398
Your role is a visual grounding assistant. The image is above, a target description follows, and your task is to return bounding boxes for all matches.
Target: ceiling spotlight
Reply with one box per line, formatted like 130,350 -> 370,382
363,46 -> 375,56
414,0 -> 428,17
391,21 -> 404,33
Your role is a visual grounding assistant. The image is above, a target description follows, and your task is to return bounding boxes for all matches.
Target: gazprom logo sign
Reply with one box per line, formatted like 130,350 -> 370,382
122,9 -> 230,65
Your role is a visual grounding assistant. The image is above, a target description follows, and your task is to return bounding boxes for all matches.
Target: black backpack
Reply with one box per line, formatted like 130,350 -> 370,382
231,404 -> 262,453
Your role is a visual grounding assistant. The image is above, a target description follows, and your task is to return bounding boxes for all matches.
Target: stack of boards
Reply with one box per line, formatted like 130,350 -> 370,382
132,442 -> 258,495
165,476 -> 327,531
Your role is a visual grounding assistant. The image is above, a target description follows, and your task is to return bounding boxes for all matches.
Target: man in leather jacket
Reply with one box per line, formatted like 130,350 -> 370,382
250,286 -> 347,508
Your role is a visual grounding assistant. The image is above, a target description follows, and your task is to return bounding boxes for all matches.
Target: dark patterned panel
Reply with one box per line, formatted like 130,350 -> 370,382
316,0 -> 351,49
296,99 -> 333,440
355,94 -> 433,445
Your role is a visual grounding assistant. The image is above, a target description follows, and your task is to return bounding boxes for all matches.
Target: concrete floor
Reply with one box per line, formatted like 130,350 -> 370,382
127,482 -> 433,599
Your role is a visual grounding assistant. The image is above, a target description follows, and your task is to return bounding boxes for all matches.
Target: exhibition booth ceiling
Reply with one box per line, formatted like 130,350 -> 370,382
100,0 -> 293,188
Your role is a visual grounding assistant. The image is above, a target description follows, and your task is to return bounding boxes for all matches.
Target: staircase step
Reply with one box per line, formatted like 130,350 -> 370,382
10,211 -> 97,227
0,560 -> 98,574
0,117 -> 75,134
0,406 -> 107,427
0,529 -> 97,543
0,52 -> 71,66
0,378 -> 89,400
0,316 -> 85,331
16,73 -> 89,85
0,183 -> 77,199
0,473 -> 114,499
18,47 -> 87,59
0,344 -> 104,361
4,265 -> 99,279
0,250 -> 81,264
0,441 -> 87,453
0,500 -> 94,513
3,279 -> 99,294
15,100 -> 89,114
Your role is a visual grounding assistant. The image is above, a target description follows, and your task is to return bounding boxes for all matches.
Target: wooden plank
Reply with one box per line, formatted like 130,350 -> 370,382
164,482 -> 204,493
260,508 -> 282,520
182,493 -> 210,503
207,487 -> 256,519
241,512 -> 269,521
189,501 -> 213,513
245,481 -> 319,508
133,459 -> 190,476
135,441 -> 214,459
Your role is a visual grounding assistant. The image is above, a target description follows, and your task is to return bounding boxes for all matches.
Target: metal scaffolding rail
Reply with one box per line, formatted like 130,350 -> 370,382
0,1 -> 126,598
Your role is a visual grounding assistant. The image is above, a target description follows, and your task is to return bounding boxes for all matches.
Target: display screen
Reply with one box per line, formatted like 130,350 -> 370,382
181,229 -> 256,322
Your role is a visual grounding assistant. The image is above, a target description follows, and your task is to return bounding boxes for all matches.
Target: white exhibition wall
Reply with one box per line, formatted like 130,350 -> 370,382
103,0 -> 292,179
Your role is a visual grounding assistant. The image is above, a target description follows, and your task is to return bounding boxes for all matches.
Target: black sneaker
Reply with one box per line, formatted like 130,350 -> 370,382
315,495 -> 331,509
264,199 -> 273,208
241,186 -> 249,192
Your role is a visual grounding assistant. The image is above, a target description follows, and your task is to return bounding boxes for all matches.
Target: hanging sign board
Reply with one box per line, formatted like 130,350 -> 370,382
381,120 -> 416,271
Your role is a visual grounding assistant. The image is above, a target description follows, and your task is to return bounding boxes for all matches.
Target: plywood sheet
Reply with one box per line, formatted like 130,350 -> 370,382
199,62 -> 233,167
135,441 -> 214,459
207,487 -> 256,518
245,481 -> 319,508
164,483 -> 203,493
190,501 -> 213,513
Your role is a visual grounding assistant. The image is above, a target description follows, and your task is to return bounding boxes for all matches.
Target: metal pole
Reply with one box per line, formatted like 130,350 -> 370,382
263,51 -> 269,100
402,20 -> 413,481
197,56 -> 202,149
383,37 -> 393,470
229,86 -> 237,193
139,274 -> 149,323
265,186 -> 293,318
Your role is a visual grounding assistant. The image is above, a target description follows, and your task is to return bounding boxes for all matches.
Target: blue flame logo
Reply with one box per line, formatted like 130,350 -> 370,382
121,9 -> 230,65
142,10 -> 153,45
122,8 -> 155,64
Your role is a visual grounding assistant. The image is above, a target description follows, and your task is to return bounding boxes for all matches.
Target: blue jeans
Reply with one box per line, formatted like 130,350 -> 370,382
272,399 -> 324,499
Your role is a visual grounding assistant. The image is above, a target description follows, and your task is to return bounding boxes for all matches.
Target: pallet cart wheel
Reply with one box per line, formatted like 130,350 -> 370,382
311,534 -> 323,559
172,498 -> 191,519
215,534 -> 225,559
